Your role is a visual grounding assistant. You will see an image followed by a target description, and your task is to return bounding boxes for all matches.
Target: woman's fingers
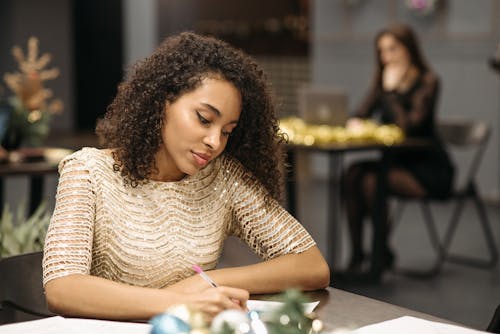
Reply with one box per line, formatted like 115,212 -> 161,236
219,286 -> 249,307
188,286 -> 249,318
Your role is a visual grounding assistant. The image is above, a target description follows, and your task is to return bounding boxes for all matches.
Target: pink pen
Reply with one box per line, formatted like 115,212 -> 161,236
192,264 -> 218,287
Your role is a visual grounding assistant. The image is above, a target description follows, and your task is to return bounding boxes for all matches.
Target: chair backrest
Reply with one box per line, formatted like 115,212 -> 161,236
0,251 -> 54,324
437,119 -> 491,189
438,119 -> 490,147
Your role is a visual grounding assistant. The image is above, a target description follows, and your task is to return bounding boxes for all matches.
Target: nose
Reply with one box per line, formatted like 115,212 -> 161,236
203,130 -> 222,151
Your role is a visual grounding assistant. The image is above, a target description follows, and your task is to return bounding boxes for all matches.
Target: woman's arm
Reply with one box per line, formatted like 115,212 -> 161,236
383,72 -> 440,134
354,83 -> 380,119
185,159 -> 330,296
45,274 -> 248,320
169,246 -> 329,295
43,151 -> 248,320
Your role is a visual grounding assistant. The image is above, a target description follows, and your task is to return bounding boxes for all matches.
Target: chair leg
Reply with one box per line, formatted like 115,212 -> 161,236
388,200 -> 405,233
445,194 -> 498,268
421,201 -> 443,254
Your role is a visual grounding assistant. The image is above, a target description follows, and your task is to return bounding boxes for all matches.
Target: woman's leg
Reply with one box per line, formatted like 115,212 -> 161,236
362,166 -> 427,273
387,167 -> 427,198
343,161 -> 378,270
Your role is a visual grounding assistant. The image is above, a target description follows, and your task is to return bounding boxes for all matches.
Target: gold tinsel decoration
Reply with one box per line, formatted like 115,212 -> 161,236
279,117 -> 404,147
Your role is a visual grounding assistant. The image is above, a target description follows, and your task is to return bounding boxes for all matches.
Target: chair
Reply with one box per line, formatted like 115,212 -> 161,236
392,119 -> 498,276
0,251 -> 54,324
487,304 -> 500,333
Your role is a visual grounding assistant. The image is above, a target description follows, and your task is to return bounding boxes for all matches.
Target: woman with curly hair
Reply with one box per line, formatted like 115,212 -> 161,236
42,32 -> 329,321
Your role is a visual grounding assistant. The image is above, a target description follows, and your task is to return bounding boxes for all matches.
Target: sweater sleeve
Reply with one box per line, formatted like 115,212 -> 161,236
382,72 -> 440,135
354,82 -> 381,119
226,158 -> 315,261
42,151 -> 96,286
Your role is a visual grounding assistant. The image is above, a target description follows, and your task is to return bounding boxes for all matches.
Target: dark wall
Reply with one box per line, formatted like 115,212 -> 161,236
73,0 -> 124,130
157,0 -> 310,56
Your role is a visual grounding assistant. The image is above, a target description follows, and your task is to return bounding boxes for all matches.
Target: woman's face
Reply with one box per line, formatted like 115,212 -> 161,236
378,33 -> 410,67
157,77 -> 241,181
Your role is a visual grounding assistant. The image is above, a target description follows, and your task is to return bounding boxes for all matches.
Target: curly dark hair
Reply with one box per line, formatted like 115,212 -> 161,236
96,32 -> 286,201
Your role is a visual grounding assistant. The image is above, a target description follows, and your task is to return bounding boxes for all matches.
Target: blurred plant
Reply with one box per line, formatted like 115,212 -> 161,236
0,201 -> 51,258
2,36 -> 63,149
266,289 -> 315,334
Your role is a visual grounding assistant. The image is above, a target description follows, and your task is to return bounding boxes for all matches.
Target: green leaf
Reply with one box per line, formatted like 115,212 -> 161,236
0,201 -> 51,258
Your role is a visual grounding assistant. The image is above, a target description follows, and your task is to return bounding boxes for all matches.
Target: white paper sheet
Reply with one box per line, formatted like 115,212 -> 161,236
0,303 -> 320,333
247,299 -> 320,314
354,316 -> 488,334
0,316 -> 152,334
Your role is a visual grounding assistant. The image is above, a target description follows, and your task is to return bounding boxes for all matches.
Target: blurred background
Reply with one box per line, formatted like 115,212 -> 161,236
1,0 -> 499,202
0,0 -> 499,330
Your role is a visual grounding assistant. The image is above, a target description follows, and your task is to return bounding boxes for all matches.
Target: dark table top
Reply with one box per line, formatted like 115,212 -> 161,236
254,287 -> 457,331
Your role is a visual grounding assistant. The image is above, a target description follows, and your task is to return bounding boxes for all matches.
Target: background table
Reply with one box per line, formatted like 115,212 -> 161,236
286,139 -> 432,269
0,159 -> 59,215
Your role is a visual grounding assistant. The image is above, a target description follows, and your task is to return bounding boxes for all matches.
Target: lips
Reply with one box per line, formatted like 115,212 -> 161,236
192,152 -> 211,168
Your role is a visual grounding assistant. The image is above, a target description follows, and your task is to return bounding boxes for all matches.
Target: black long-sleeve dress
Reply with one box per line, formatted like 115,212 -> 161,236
355,71 -> 454,198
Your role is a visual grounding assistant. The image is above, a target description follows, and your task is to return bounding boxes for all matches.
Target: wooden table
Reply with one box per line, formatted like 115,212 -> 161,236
286,139 -> 431,269
0,145 -> 78,215
0,131 -> 97,216
0,159 -> 59,215
256,287 -> 458,331
0,287 -> 469,332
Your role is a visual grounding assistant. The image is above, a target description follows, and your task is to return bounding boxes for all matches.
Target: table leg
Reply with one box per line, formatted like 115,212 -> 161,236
0,177 -> 3,212
371,149 -> 391,273
29,176 -> 44,215
285,148 -> 297,217
327,152 -> 343,269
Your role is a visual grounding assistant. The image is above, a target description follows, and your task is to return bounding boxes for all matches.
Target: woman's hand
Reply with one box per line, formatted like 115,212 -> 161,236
167,274 -> 249,319
184,286 -> 249,319
383,63 -> 408,91
346,117 -> 365,131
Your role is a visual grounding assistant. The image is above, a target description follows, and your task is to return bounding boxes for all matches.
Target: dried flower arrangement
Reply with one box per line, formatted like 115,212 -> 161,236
1,36 -> 63,149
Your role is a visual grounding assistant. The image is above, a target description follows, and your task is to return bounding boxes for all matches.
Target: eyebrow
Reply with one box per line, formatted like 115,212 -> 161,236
201,103 -> 239,124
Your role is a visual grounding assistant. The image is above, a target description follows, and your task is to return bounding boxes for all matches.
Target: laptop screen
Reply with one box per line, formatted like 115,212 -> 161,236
298,85 -> 349,126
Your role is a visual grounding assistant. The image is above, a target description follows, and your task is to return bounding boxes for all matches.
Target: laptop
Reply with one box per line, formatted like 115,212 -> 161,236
297,85 -> 349,126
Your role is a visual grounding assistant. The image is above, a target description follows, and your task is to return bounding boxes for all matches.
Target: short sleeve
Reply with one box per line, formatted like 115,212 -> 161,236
42,152 -> 96,286
228,159 -> 315,260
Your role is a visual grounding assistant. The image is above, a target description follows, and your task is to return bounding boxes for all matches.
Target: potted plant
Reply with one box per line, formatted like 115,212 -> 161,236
1,36 -> 63,150
0,202 -> 51,258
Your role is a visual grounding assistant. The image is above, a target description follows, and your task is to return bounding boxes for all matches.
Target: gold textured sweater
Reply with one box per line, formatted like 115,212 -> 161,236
42,148 -> 315,288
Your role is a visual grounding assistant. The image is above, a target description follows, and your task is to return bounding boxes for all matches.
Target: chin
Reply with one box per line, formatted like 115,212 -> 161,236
182,164 -> 202,176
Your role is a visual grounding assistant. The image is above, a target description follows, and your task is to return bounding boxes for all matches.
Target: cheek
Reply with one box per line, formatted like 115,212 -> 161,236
167,112 -> 194,137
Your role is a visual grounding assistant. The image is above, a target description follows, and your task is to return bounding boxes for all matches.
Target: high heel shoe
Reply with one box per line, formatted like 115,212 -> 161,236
381,248 -> 395,271
346,253 -> 365,273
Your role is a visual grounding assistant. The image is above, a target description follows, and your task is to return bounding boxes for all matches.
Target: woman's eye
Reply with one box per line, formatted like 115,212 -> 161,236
196,111 -> 210,124
222,130 -> 231,137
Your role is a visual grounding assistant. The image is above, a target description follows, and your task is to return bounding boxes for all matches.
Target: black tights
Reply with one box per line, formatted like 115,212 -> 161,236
343,160 -> 427,270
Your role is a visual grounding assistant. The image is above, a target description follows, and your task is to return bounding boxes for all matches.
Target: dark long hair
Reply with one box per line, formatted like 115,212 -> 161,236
373,23 -> 431,89
96,32 -> 286,201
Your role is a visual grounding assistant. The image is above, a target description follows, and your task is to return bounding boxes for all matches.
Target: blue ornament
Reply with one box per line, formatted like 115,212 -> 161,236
150,313 -> 192,334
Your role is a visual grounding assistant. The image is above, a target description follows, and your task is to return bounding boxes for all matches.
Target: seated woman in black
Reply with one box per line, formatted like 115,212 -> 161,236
342,23 -> 454,283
